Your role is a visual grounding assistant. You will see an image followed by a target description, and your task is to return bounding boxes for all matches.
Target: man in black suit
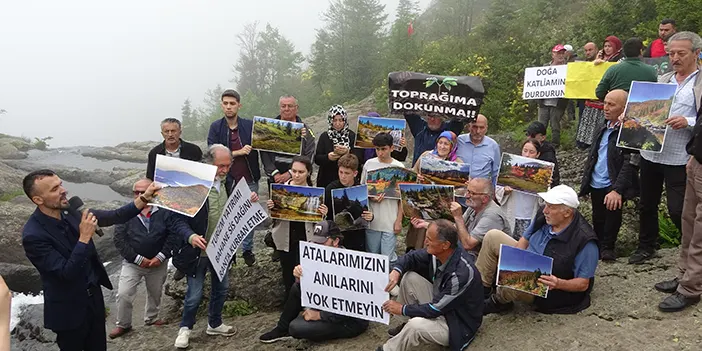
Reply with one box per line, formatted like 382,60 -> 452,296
146,118 -> 203,180
21,169 -> 159,350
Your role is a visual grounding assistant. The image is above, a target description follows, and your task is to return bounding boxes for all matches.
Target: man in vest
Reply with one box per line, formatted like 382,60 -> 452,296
475,185 -> 600,314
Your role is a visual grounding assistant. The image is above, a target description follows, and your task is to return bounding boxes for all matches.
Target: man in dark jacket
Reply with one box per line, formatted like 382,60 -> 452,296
378,219 -> 483,351
579,90 -> 639,261
207,89 -> 261,266
260,95 -> 316,184
109,178 -> 194,338
481,185 -> 599,315
259,220 -> 369,343
526,121 -> 561,186
404,113 -> 463,167
21,169 -> 159,351
146,118 -> 203,180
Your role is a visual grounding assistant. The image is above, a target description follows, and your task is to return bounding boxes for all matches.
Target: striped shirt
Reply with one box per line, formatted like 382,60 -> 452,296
640,71 -> 699,166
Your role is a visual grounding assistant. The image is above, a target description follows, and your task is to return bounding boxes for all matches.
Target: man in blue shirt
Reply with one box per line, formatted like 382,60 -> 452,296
475,185 -> 599,314
455,115 -> 501,184
579,90 -> 639,262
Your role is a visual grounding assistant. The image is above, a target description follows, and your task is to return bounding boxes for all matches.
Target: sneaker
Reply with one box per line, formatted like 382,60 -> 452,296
259,326 -> 291,343
173,269 -> 185,281
387,322 -> 406,337
174,327 -> 191,349
600,249 -> 617,262
483,294 -> 514,315
243,251 -> 256,267
628,249 -> 655,264
206,323 -> 237,336
108,326 -> 131,339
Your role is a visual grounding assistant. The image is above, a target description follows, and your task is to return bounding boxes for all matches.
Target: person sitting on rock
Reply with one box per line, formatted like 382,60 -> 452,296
109,178 -> 194,339
259,220 -> 369,343
171,144 -> 260,349
476,185 -> 599,315
376,219 -> 483,351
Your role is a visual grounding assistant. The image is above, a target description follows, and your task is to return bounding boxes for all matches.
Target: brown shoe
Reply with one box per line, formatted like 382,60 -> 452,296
145,319 -> 168,326
108,326 -> 132,339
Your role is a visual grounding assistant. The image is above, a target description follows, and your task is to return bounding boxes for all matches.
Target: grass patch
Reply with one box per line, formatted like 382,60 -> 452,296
223,299 -> 257,317
0,189 -> 24,201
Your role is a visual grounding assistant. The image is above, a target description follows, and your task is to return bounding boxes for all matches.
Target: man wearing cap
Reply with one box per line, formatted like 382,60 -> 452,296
260,95 -> 316,185
526,121 -> 560,186
376,219 -> 483,351
258,220 -> 369,343
207,89 -> 262,266
478,185 -> 599,315
146,118 -> 203,180
563,44 -> 578,124
537,45 -> 569,147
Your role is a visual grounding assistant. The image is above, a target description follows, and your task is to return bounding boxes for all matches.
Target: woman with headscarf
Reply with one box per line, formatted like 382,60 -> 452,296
406,131 -> 464,251
314,105 -> 360,188
575,36 -> 623,149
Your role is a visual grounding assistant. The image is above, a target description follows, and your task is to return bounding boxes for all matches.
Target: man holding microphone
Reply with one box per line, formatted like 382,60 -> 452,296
21,169 -> 159,351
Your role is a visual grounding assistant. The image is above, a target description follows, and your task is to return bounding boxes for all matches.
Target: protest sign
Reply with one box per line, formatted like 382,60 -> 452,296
151,155 -> 216,217
522,65 -> 567,100
300,241 -> 390,324
564,61 -> 618,99
388,71 -> 484,123
206,179 -> 268,282
643,57 -> 673,77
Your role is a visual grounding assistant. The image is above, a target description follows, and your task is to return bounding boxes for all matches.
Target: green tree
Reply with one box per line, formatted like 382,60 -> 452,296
181,98 -> 198,140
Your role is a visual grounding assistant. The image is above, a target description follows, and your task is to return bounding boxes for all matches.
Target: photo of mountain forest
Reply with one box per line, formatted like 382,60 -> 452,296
270,183 -> 325,223
399,184 -> 454,220
419,157 -> 470,197
332,185 -> 369,231
616,81 -> 676,152
365,166 -> 417,199
497,245 -> 553,298
355,115 -> 405,149
251,116 -> 304,155
498,153 -> 554,194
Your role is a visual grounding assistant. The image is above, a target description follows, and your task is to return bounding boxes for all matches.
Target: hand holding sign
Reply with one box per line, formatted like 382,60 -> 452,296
385,270 -> 401,292
382,300 -> 403,316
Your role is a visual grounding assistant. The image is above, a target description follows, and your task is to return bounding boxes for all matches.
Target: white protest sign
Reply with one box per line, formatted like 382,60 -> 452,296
299,241 -> 390,324
206,179 -> 268,282
522,65 -> 567,100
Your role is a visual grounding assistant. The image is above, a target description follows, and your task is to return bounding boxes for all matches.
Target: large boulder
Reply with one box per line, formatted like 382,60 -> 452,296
10,304 -> 59,351
3,160 -> 140,186
0,143 -> 27,160
110,172 -> 145,196
0,161 -> 26,198
0,201 -> 35,266
0,263 -> 41,294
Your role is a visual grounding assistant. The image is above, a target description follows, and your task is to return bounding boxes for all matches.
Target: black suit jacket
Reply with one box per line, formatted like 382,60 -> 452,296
22,203 -> 141,331
146,139 -> 203,180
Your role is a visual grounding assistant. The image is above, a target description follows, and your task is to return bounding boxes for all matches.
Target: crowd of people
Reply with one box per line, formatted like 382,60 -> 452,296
11,19 -> 702,351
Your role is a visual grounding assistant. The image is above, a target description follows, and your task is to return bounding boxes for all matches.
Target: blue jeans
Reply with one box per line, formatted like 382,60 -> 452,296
240,180 -> 259,253
180,257 -> 229,329
366,229 -> 397,262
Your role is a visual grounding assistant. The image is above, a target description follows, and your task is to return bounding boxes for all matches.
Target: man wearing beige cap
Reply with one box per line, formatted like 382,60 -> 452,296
476,185 -> 599,315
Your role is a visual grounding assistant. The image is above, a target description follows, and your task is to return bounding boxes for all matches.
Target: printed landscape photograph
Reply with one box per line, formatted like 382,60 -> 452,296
616,81 -> 676,152
419,157 -> 470,197
497,244 -> 554,298
355,116 -> 405,151
400,184 -> 454,220
331,185 -> 369,232
366,166 -> 418,199
270,183 -> 325,223
152,154 -> 216,217
251,116 -> 304,155
497,153 -> 554,194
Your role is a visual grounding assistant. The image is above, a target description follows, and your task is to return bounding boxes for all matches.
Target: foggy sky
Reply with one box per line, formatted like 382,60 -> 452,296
0,0 -> 430,147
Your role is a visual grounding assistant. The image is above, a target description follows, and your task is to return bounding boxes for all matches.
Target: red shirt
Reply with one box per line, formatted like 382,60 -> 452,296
649,38 -> 667,58
229,127 -> 252,182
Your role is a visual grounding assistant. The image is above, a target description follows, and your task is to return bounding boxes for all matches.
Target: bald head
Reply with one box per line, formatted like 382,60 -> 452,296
132,178 -> 152,198
584,42 -> 598,61
603,89 -> 628,121
469,114 -> 488,144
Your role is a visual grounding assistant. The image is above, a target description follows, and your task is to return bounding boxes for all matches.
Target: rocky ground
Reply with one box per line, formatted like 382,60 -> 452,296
4,104 -> 699,350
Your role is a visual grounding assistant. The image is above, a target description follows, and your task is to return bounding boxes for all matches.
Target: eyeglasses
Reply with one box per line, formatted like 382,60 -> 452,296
133,190 -> 145,196
280,104 -> 298,109
465,190 -> 488,197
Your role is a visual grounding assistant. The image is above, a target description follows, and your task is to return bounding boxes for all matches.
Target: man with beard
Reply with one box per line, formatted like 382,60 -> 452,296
644,19 -> 677,58
629,32 -> 702,265
21,169 -> 159,350
207,89 -> 261,266
584,42 -> 599,62
146,118 -> 203,180
172,144 -> 260,348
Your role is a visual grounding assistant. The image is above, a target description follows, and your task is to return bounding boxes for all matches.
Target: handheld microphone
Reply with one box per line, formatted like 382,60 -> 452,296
68,196 -> 104,237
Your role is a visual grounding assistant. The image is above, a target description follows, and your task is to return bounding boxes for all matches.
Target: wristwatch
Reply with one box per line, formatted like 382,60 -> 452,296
139,195 -> 151,203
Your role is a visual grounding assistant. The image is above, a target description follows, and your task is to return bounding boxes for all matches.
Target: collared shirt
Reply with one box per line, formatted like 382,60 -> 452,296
641,70 -> 699,165
455,134 -> 501,184
165,144 -> 181,158
136,206 -> 159,231
523,222 -> 599,279
462,200 -> 512,241
590,122 -> 616,189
